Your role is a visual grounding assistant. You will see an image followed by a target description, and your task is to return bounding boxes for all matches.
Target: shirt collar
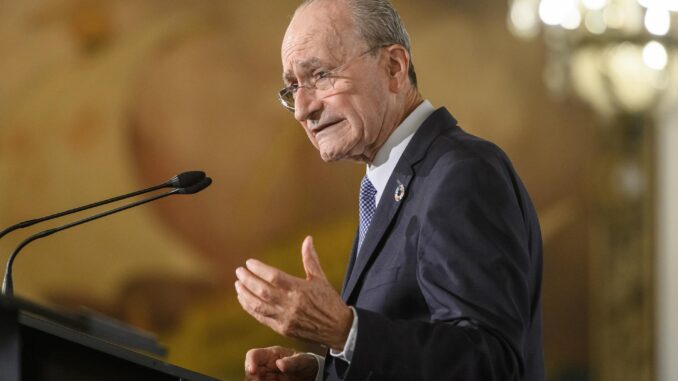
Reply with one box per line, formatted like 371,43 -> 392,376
366,100 -> 435,205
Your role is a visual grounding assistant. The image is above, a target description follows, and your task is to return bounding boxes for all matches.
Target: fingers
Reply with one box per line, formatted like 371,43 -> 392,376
276,352 -> 318,374
245,347 -> 296,379
235,278 -> 282,321
301,236 -> 327,280
235,259 -> 293,317
244,348 -> 271,375
244,259 -> 295,287
246,346 -> 294,366
235,258 -> 305,338
236,266 -> 282,303
236,235 -> 340,346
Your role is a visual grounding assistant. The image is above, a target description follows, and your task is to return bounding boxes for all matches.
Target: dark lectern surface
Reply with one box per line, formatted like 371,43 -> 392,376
0,295 -> 221,381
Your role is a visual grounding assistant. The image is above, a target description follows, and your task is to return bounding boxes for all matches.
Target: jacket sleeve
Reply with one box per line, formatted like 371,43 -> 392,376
339,156 -> 537,381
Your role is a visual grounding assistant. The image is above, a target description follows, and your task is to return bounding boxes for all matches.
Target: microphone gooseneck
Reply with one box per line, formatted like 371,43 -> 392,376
1,172 -> 212,297
0,171 -> 205,242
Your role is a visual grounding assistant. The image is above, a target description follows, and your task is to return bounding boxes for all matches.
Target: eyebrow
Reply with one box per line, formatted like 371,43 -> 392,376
282,57 -> 327,84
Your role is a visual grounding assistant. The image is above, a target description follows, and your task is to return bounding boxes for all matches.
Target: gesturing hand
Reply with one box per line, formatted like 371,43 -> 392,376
245,346 -> 318,381
235,236 -> 352,350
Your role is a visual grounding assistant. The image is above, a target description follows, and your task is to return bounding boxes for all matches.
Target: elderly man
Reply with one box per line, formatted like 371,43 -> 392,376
234,0 -> 544,380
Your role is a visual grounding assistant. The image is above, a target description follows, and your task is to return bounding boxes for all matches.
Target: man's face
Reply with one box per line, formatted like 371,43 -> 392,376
281,1 -> 393,163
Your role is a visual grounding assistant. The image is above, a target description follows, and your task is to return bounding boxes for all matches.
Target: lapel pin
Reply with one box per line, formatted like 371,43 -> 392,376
394,181 -> 406,202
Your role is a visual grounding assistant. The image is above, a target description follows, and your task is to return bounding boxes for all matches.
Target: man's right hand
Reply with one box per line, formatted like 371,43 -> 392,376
245,346 -> 319,381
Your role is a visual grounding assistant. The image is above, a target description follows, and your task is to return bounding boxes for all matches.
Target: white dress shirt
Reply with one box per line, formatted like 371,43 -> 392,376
311,100 -> 435,381
366,100 -> 435,205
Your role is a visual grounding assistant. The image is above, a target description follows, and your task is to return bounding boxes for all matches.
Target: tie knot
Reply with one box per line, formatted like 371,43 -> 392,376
360,176 -> 377,199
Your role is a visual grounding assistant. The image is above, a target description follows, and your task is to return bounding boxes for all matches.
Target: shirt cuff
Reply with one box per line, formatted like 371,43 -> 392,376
329,306 -> 358,363
307,352 -> 325,381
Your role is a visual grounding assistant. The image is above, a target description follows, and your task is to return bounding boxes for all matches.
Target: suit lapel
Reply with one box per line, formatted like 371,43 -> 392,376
340,107 -> 459,302
340,232 -> 360,295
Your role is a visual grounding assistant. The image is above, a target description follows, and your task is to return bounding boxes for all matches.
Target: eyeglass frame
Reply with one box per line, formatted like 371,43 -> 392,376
277,45 -> 388,112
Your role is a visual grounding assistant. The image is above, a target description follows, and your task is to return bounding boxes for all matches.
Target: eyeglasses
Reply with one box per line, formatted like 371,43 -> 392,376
277,46 -> 383,112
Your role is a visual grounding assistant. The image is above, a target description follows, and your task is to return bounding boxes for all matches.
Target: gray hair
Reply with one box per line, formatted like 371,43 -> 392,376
300,0 -> 418,87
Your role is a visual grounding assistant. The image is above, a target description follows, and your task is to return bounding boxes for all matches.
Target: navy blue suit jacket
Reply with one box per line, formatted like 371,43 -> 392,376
323,108 -> 544,381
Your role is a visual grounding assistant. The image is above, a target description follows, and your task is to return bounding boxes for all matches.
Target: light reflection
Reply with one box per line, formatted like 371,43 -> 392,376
639,0 -> 678,11
510,0 -> 540,38
539,0 -> 566,25
643,40 -> 668,70
563,8 -> 583,30
539,0 -> 579,26
645,7 -> 671,35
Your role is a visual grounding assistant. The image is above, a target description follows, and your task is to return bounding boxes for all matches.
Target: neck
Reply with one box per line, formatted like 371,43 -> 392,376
401,89 -> 425,124
360,88 -> 424,164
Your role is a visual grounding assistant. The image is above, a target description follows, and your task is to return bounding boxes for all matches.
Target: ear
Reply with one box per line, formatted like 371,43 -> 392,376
385,44 -> 411,92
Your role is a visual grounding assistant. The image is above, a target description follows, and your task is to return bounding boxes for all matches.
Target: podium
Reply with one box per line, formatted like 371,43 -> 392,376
0,296 -> 220,381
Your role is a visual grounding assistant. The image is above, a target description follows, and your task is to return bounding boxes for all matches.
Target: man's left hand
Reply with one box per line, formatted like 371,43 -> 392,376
235,235 -> 353,350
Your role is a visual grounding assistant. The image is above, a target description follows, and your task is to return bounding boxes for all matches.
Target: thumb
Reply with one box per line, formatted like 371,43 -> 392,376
302,236 -> 327,280
276,353 -> 313,374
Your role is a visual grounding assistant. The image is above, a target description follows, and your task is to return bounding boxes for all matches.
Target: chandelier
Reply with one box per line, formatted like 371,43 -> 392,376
507,0 -> 678,117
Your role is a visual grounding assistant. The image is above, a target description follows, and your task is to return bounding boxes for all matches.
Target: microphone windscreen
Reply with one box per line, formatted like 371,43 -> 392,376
177,177 -> 212,195
168,171 -> 206,188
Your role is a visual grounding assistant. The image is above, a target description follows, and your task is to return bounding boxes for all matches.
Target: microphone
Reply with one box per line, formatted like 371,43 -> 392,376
1,177 -> 212,297
0,171 -> 206,241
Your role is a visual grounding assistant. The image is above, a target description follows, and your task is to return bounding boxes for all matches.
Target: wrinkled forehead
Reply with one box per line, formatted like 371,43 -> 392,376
281,1 -> 364,80
281,24 -> 344,65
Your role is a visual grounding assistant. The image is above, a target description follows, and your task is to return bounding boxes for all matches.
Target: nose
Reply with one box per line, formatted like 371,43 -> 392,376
294,87 -> 323,122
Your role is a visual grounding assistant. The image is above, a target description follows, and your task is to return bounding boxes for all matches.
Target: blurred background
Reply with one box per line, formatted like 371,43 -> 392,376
0,0 -> 675,380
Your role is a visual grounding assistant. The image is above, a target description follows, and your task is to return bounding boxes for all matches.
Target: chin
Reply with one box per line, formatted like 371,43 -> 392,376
317,140 -> 366,163
318,144 -> 351,162
319,150 -> 344,162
